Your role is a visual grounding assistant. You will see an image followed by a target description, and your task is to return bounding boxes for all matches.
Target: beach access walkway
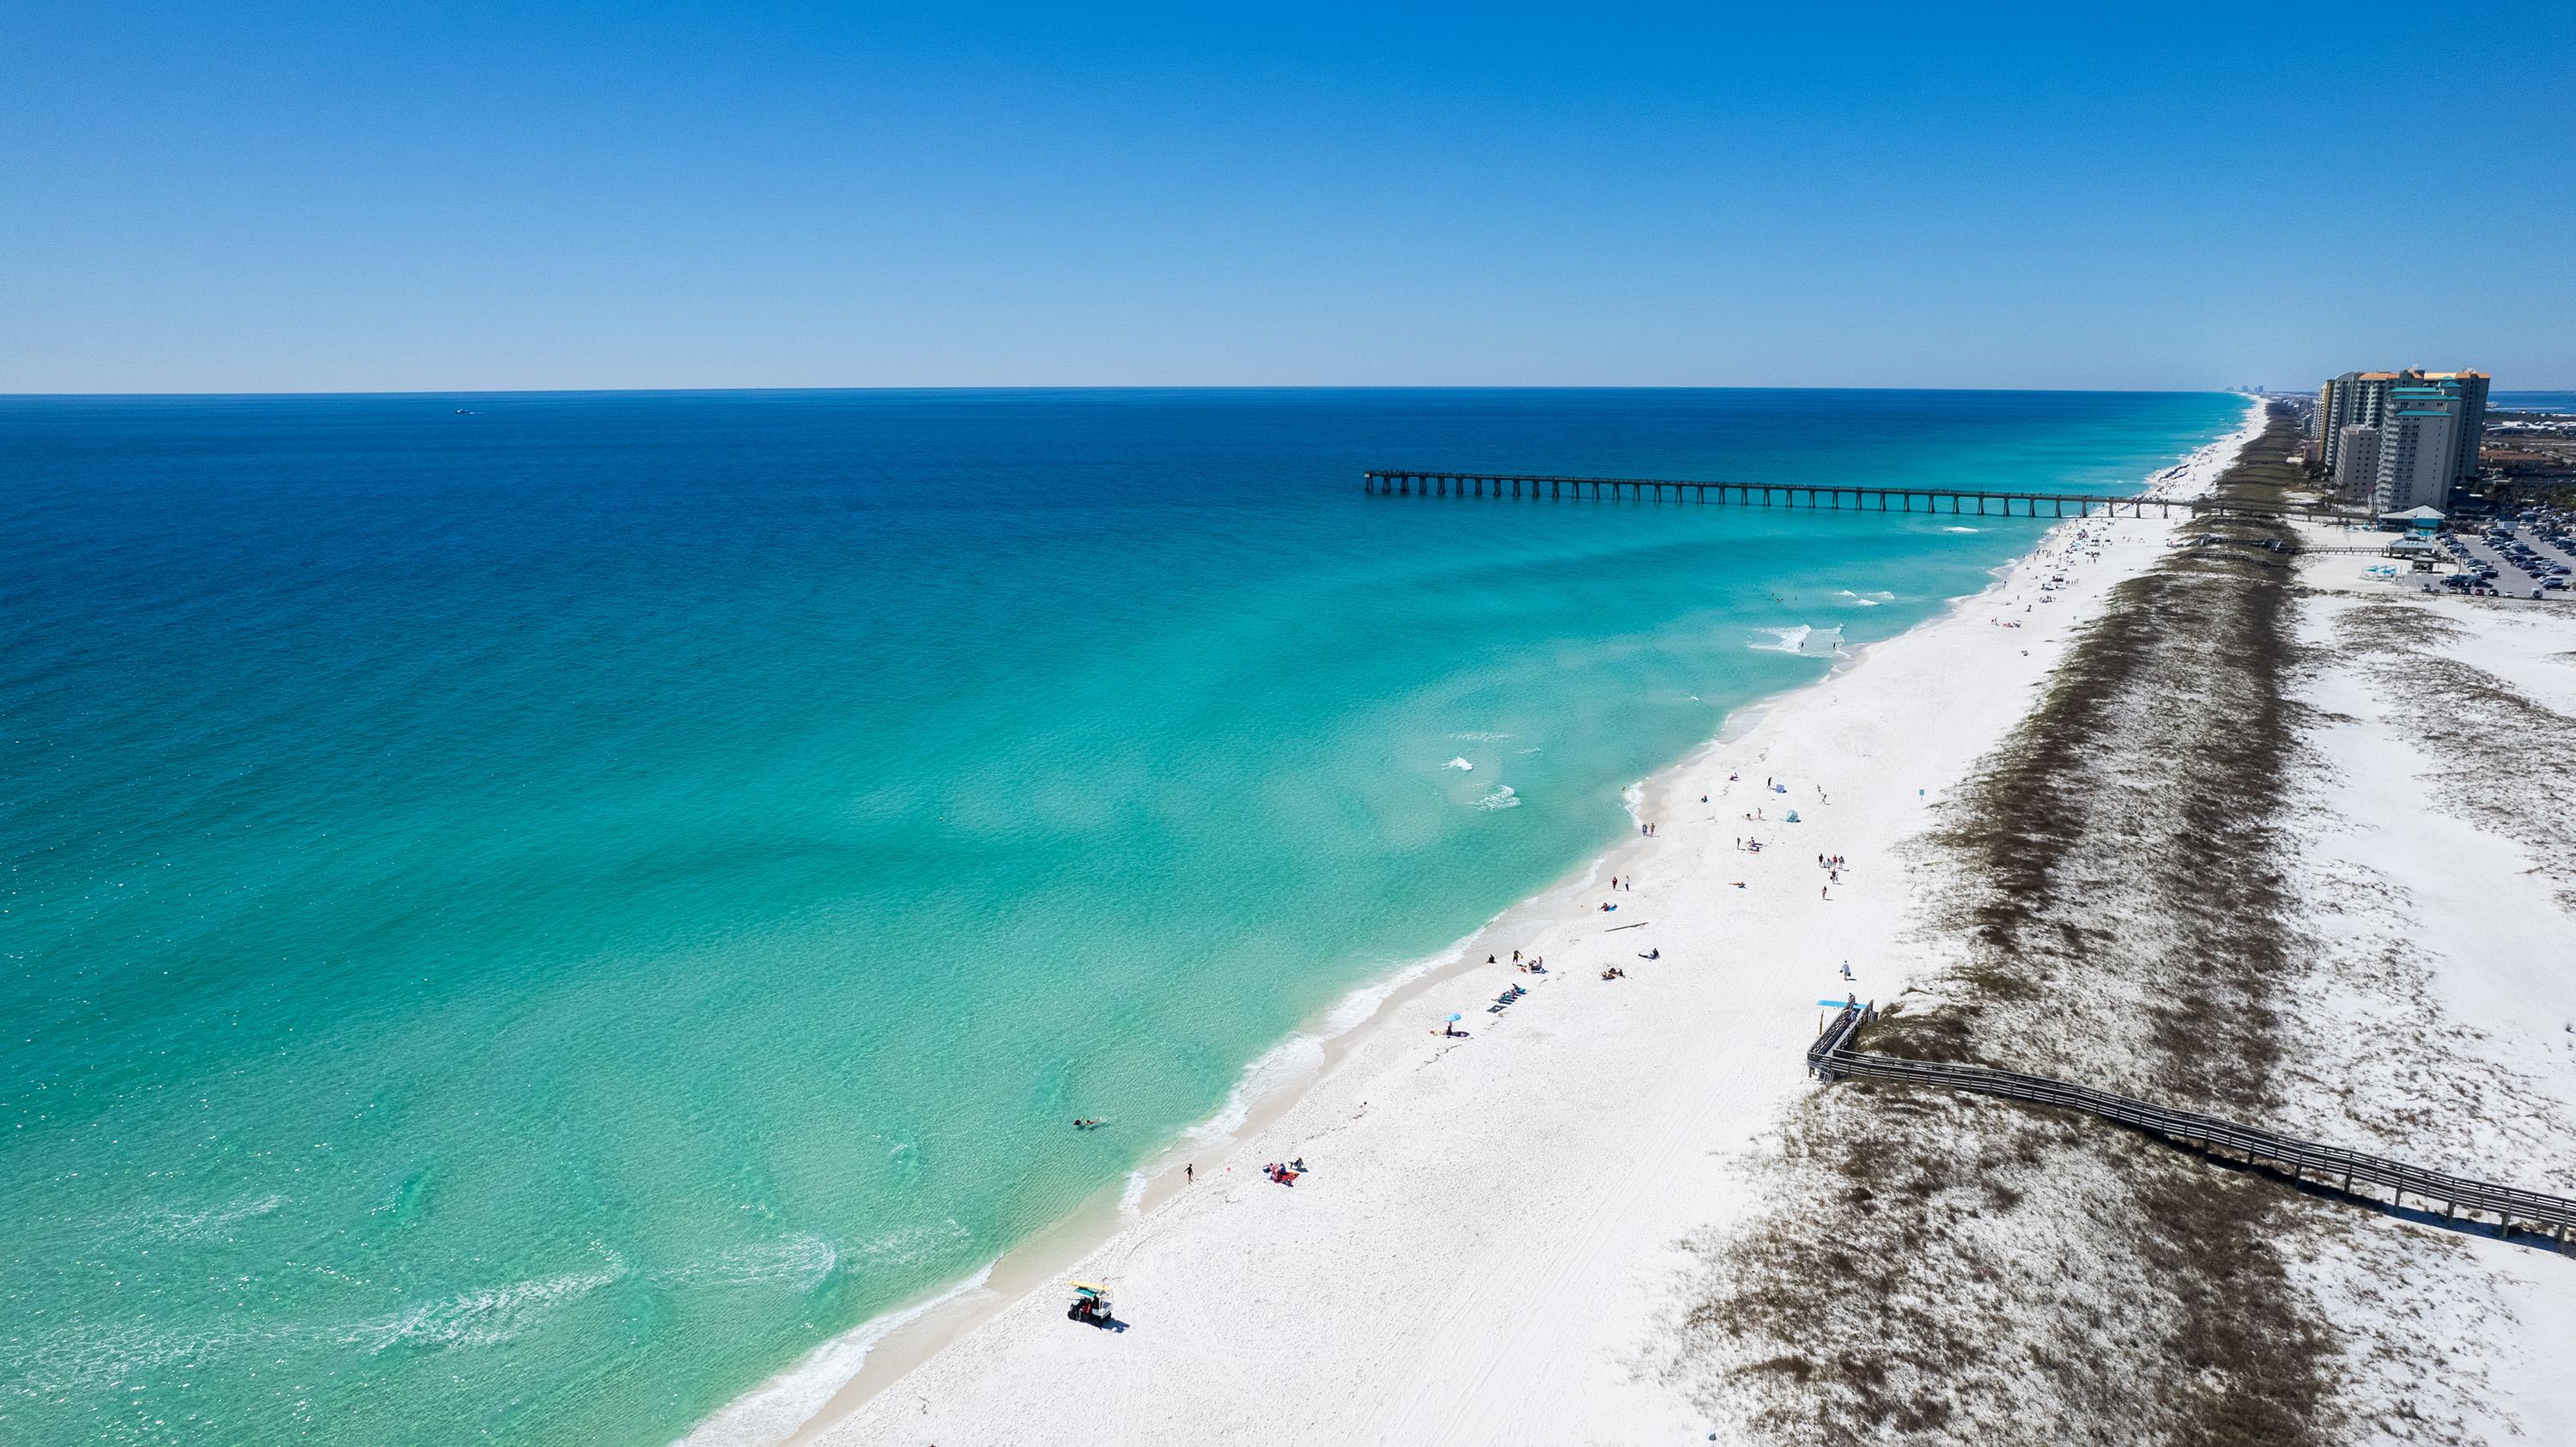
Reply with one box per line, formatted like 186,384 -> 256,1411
1363,468 -> 2369,522
1806,1000 -> 2576,1251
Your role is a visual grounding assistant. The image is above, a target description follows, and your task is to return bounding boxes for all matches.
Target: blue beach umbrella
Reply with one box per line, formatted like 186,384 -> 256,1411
1446,1013 -> 1463,1022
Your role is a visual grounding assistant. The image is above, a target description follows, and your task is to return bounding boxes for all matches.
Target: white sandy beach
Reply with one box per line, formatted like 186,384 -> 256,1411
685,409 -> 2290,1446
698,400 -> 2576,1447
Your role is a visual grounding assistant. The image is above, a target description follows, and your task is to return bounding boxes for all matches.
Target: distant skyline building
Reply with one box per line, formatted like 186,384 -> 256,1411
2316,369 -> 2489,503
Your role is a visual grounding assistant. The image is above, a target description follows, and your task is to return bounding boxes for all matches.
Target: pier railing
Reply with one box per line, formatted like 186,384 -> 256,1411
1807,1000 -> 2576,1247
1366,470 -> 2366,524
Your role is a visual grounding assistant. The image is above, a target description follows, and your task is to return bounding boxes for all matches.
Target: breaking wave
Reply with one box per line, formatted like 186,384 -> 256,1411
1750,624 -> 1844,657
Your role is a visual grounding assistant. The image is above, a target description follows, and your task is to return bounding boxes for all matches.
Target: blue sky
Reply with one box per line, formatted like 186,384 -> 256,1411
4,2 -> 2570,392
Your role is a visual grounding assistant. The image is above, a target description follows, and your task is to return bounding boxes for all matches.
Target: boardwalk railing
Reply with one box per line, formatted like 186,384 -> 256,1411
1365,470 -> 2366,524
1807,1000 -> 2576,1248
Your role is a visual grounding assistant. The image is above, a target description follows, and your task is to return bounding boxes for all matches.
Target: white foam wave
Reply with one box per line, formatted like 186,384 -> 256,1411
1168,930 -> 1476,1164
1179,1031 -> 1330,1149
1443,757 -> 1473,772
1750,624 -> 1844,657
1473,784 -> 1520,811
343,1245 -> 627,1353
1942,526 -> 1980,533
1447,731 -> 1512,741
15,1319 -> 286,1395
661,1234 -> 838,1291
674,1262 -> 997,1447
122,1192 -> 287,1242
848,1220 -> 973,1268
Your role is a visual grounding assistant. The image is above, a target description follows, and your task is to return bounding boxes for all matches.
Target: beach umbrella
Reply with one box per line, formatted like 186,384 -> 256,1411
1446,1012 -> 1462,1022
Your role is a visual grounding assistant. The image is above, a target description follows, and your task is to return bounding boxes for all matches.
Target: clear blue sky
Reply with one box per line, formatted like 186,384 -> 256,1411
5,2 -> 2570,392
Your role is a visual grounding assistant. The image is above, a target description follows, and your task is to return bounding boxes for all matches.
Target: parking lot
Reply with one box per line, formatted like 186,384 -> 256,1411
2428,516 -> 2576,601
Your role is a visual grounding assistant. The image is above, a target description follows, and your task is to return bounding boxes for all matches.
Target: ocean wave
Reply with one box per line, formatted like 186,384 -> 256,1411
10,1319 -> 284,1395
1749,624 -> 1844,657
341,1245 -> 627,1354
1473,784 -> 1520,811
1442,757 -> 1473,771
674,1262 -> 997,1447
112,1191 -> 288,1243
1834,589 -> 1895,607
1447,731 -> 1512,741
1941,525 -> 1979,533
660,1234 -> 838,1292
847,1220 -> 973,1268
1180,1031 -> 1330,1149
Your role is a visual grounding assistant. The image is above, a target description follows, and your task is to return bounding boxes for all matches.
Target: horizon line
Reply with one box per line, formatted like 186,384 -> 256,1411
0,382 -> 2458,402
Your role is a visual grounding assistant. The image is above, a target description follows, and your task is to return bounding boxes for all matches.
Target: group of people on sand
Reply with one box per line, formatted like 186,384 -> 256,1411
1264,1158 -> 1304,1186
1637,821 -> 1659,836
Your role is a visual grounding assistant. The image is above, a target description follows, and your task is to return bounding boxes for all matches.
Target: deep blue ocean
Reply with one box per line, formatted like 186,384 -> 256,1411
0,388 -> 2239,1444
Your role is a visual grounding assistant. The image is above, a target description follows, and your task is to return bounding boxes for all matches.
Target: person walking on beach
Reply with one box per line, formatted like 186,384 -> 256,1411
1186,1163 -> 1194,1183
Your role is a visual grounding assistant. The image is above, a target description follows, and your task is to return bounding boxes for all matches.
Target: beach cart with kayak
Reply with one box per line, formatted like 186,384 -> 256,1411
1066,1280 -> 1115,1327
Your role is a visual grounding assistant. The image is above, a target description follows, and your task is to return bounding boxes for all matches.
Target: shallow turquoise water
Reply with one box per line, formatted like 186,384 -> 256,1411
0,388 -> 2239,1443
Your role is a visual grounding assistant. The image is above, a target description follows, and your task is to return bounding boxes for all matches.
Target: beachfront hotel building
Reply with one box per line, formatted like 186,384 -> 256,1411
2316,369 -> 2490,505
2335,423 -> 2382,501
2370,383 -> 2465,513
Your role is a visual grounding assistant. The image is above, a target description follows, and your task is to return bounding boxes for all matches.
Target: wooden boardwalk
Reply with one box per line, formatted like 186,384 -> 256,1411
1364,469 -> 2365,523
1807,1000 -> 2576,1249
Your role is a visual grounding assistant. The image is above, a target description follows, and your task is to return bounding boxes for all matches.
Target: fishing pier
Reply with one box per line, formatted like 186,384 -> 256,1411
1364,469 -> 2362,523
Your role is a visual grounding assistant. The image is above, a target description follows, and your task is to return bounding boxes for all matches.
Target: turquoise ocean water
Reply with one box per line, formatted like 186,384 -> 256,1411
1,389 -> 2239,1444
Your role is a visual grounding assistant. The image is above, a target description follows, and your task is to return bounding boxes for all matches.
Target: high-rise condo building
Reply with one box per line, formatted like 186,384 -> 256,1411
2334,423 -> 2382,501
2315,369 -> 2488,503
2372,383 -> 2467,513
